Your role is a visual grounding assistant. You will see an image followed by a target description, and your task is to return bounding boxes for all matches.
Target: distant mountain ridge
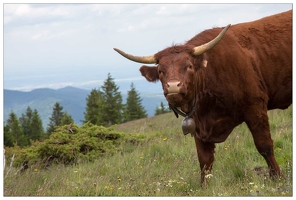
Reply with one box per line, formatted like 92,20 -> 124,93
3,86 -> 166,129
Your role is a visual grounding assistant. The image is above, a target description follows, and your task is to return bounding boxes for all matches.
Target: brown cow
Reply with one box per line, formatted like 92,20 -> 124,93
114,10 -> 292,185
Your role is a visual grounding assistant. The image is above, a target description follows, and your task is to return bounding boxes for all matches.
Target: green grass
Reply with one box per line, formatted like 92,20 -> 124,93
4,106 -> 292,196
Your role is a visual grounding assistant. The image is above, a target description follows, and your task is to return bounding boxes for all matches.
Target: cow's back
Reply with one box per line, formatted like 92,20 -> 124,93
231,10 -> 292,110
191,10 -> 292,111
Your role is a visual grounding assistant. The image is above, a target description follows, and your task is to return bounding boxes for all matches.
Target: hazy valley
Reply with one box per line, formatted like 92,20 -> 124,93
3,86 -> 167,129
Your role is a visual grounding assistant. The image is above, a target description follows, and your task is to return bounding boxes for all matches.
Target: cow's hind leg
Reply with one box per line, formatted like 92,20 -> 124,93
193,134 -> 215,185
244,106 -> 282,178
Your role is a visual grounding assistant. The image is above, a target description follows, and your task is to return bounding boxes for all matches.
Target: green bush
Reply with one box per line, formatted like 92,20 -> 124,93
4,123 -> 147,169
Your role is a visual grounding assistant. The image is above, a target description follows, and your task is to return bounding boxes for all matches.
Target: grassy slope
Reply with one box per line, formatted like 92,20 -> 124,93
4,106 -> 292,196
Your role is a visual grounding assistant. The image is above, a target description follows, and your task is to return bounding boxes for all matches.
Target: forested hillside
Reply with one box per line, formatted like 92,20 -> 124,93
4,86 -> 166,127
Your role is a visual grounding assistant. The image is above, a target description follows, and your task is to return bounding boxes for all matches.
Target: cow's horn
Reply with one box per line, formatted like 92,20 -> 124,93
193,24 -> 231,55
113,48 -> 156,64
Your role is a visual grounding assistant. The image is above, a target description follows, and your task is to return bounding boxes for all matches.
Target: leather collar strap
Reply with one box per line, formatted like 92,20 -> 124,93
169,97 -> 197,118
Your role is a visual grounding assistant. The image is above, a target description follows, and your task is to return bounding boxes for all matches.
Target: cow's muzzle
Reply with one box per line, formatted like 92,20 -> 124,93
166,81 -> 181,95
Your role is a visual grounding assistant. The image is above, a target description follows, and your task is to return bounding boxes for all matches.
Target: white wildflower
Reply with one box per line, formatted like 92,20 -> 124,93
205,174 -> 213,179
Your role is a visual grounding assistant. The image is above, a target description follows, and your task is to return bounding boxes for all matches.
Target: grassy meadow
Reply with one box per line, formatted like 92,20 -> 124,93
3,106 -> 292,196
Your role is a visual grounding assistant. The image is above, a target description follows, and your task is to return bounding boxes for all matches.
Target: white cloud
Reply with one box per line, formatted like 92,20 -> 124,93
156,4 -> 195,16
6,76 -> 146,92
14,4 -> 31,16
31,29 -> 76,41
31,30 -> 50,40
4,4 -> 77,27
91,4 -> 130,16
114,76 -> 143,83
116,24 -> 137,33
156,6 -> 169,15
4,4 -> 29,16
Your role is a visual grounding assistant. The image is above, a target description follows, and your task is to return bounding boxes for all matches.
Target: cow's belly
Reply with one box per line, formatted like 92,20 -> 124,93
195,115 -> 242,143
268,81 -> 292,110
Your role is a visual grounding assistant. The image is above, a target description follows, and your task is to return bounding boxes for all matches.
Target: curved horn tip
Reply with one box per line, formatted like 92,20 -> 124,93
193,24 -> 231,56
113,48 -> 120,52
225,24 -> 231,29
113,47 -> 156,64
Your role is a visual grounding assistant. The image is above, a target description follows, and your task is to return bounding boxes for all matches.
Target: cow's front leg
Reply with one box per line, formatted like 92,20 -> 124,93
193,134 -> 215,185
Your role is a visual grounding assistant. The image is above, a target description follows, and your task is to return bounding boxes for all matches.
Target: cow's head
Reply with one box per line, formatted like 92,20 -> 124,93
114,25 -> 230,109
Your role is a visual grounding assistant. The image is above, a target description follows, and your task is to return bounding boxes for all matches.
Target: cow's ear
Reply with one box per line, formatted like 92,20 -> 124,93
140,65 -> 159,82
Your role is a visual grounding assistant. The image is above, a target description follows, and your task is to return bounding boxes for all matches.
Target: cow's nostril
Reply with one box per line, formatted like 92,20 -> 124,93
167,81 -> 181,88
167,81 -> 181,94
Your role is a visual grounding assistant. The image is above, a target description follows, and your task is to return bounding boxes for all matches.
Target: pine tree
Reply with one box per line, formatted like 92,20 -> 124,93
19,106 -> 33,143
124,82 -> 147,122
3,122 -> 11,147
30,109 -> 45,141
154,101 -> 171,116
61,111 -> 74,125
47,102 -> 64,134
83,88 -> 104,125
100,73 -> 123,126
19,106 -> 44,142
4,111 -> 28,147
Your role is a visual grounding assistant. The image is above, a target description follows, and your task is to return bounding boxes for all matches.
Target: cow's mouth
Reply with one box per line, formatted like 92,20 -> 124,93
165,92 -> 186,107
166,93 -> 179,96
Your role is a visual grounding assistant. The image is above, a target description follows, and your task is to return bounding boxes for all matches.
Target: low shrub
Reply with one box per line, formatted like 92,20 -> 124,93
4,122 -> 147,169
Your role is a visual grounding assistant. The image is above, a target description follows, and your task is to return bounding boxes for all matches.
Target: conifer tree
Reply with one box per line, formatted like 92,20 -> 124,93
61,111 -> 74,125
83,88 -> 104,125
47,102 -> 64,134
30,109 -> 45,141
4,111 -> 28,147
19,106 -> 33,139
154,101 -> 171,116
124,82 -> 147,122
4,123 -> 11,146
19,107 -> 44,142
100,73 -> 123,126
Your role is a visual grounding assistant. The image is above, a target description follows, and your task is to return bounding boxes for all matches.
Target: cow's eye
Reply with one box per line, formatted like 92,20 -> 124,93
188,65 -> 193,69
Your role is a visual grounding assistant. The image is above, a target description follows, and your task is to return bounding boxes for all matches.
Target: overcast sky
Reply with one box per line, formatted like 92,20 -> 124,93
3,2 -> 292,92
